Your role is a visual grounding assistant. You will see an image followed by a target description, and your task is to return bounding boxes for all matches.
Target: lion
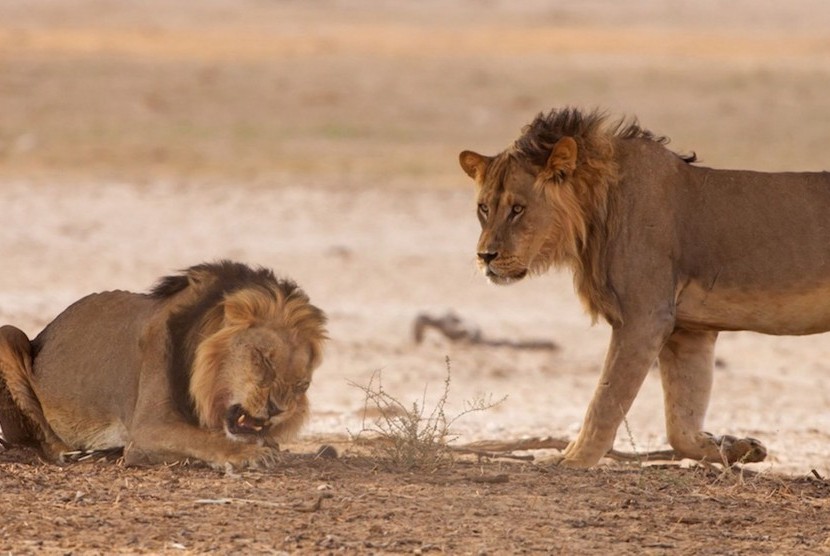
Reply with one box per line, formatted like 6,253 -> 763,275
0,261 -> 327,468
457,107 -> 830,468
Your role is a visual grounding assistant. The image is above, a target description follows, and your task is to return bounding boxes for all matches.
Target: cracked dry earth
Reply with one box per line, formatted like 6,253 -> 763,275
0,446 -> 828,555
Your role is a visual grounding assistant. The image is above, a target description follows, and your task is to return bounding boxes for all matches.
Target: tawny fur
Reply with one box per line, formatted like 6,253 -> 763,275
0,261 -> 327,468
459,107 -> 830,468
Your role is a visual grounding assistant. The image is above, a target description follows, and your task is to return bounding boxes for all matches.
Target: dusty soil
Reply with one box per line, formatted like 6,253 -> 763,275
2,447 -> 829,555
2,0 -> 830,553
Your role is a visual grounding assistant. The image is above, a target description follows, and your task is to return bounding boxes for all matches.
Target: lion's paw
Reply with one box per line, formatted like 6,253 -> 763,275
224,444 -> 282,470
536,450 -> 597,469
535,453 -> 567,467
43,439 -> 74,465
713,434 -> 767,464
556,457 -> 596,469
704,433 -> 767,465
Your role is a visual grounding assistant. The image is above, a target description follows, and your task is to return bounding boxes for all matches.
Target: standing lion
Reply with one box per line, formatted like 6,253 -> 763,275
457,107 -> 830,468
0,261 -> 327,469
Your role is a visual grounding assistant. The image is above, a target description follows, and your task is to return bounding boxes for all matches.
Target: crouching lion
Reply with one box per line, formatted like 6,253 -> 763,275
0,261 -> 327,468
457,107 -> 830,468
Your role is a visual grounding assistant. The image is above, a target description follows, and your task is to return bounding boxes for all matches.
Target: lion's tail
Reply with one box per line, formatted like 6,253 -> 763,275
0,325 -> 45,446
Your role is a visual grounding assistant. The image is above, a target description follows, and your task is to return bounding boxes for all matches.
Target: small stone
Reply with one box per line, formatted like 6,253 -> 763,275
315,444 -> 338,459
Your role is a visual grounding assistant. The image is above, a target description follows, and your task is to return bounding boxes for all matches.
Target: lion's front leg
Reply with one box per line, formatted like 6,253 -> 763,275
127,337 -> 280,470
560,316 -> 674,468
124,419 -> 280,469
659,329 -> 766,465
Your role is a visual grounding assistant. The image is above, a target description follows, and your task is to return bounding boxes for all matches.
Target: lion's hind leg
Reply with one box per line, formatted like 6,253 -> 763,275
0,325 -> 39,445
658,329 -> 766,465
0,325 -> 70,460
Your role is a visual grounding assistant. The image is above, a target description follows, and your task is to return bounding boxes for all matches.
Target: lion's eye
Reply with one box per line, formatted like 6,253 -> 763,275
294,381 -> 310,394
478,203 -> 489,216
511,205 -> 524,216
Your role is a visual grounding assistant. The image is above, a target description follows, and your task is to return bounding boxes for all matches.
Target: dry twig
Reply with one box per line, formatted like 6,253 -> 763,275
413,311 -> 558,351
454,436 -> 685,464
194,495 -> 326,512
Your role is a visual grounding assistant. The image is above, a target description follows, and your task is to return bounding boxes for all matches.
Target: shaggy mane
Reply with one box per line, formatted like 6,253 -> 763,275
513,107 -> 697,168
502,108 -> 694,325
150,260 -> 280,299
156,261 -> 326,424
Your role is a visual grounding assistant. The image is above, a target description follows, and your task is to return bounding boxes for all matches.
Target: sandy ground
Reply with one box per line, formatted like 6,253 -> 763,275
1,0 -> 830,553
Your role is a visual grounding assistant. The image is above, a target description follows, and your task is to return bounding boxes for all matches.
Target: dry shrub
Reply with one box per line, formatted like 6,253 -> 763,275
350,357 -> 505,471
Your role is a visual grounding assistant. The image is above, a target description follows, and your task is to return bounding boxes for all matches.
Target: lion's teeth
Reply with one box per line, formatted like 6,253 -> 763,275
233,410 -> 265,431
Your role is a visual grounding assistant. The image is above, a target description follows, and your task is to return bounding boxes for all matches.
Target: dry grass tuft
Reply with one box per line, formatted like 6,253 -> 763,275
349,357 -> 505,471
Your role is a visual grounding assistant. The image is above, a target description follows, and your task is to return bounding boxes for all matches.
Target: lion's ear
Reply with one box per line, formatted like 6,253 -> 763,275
545,136 -> 578,183
186,267 -> 217,293
459,151 -> 492,182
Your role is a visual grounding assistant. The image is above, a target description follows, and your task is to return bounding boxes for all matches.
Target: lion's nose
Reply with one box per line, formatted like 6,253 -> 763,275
477,251 -> 498,265
267,399 -> 283,417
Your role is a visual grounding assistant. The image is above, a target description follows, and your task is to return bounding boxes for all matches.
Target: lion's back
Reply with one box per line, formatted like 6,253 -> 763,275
33,290 -> 152,358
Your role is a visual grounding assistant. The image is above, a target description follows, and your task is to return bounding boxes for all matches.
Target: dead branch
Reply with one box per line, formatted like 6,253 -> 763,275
195,497 -> 290,508
464,473 -> 510,484
448,445 -> 535,461
413,311 -> 558,351
454,436 -> 685,463
194,496 -> 325,512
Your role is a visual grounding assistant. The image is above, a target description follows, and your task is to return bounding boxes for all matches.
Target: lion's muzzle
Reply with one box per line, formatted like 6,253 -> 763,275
477,251 -> 529,285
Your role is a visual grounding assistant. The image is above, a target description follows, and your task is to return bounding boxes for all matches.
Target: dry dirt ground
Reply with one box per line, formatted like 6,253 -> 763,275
1,448 -> 829,555
2,0 -> 830,553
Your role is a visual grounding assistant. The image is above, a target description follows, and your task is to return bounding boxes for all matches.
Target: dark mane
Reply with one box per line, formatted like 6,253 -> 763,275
150,260 -> 282,299
513,107 -> 697,167
154,261 -> 302,423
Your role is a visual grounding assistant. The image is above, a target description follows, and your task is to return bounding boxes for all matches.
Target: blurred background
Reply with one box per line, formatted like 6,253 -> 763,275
2,0 -> 829,473
4,0 -> 830,184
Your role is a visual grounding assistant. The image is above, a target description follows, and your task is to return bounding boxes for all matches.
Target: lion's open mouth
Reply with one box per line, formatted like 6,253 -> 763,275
226,404 -> 268,436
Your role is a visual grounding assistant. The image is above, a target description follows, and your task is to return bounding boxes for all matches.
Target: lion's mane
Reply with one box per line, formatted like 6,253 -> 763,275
508,108 -> 696,324
152,261 -> 326,434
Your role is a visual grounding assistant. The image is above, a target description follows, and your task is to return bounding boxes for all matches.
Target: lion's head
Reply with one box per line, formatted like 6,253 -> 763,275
155,261 -> 327,446
460,108 -> 696,324
459,145 -> 573,286
460,109 -> 617,281
459,108 -> 639,323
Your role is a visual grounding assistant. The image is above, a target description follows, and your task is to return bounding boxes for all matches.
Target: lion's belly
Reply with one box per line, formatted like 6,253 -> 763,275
676,281 -> 830,335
